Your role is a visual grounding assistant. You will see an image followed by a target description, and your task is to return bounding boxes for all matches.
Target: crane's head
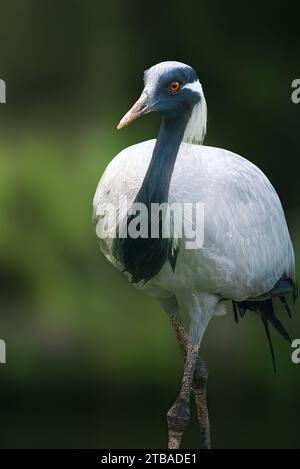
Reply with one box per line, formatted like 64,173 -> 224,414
117,61 -> 207,144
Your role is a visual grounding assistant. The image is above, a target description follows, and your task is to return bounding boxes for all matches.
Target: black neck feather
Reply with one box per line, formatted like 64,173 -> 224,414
113,112 -> 190,283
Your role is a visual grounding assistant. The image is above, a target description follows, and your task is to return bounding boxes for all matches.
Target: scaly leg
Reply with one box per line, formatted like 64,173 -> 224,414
158,294 -> 214,449
167,340 -> 199,448
193,356 -> 210,449
169,315 -> 210,449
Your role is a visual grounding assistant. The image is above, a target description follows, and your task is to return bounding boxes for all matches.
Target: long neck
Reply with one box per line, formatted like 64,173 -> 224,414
135,112 -> 191,205
114,111 -> 192,284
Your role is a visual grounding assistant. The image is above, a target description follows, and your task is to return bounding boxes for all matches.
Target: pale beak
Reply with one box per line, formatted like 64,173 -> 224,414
117,92 -> 151,129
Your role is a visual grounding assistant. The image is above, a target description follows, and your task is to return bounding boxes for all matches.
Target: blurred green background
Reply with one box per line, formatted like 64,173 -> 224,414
0,0 -> 299,449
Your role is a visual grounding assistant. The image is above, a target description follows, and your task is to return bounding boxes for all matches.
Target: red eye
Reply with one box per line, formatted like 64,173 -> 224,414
169,81 -> 181,92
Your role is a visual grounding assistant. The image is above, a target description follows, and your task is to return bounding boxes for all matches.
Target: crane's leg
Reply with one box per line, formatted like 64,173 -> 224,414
193,357 -> 210,449
165,293 -> 215,449
169,315 -> 210,449
159,295 -> 214,449
167,337 -> 199,449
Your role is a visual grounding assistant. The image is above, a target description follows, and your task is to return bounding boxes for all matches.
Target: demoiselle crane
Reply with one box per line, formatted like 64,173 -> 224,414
93,61 -> 297,448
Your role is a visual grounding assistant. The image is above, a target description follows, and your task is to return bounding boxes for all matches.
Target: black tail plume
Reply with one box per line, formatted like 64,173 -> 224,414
292,281 -> 298,304
232,296 -> 293,371
261,315 -> 276,372
279,296 -> 292,318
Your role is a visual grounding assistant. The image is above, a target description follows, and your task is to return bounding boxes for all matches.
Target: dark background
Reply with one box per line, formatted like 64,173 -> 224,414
0,0 -> 299,448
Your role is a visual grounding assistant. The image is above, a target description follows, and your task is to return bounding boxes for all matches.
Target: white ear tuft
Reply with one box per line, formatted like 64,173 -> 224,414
183,81 -> 207,145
